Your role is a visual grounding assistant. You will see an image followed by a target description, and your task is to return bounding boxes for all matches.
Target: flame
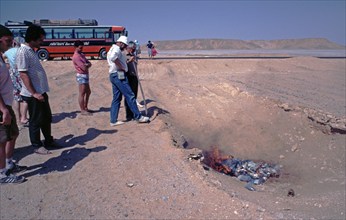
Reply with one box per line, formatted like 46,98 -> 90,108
202,146 -> 234,175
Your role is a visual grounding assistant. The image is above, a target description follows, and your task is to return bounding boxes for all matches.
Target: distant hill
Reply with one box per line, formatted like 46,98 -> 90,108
141,38 -> 345,50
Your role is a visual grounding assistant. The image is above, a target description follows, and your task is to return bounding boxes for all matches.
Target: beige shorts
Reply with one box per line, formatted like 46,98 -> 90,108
0,106 -> 19,144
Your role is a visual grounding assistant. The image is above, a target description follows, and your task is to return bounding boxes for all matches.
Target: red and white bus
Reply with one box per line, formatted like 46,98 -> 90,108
5,19 -> 127,60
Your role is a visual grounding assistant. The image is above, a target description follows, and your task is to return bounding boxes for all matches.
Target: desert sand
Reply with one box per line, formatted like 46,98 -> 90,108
0,54 -> 345,219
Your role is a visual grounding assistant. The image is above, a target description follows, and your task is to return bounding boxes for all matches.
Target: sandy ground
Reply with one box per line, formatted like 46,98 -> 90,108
0,55 -> 345,219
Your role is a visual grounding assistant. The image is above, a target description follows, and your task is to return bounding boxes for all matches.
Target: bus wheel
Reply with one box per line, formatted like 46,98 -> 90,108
99,49 -> 107,59
37,49 -> 49,61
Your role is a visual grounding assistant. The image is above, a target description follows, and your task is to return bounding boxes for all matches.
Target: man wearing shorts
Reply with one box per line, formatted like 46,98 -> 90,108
0,24 -> 26,184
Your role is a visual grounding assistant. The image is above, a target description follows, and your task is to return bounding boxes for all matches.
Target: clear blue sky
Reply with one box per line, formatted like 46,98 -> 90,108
1,0 -> 345,46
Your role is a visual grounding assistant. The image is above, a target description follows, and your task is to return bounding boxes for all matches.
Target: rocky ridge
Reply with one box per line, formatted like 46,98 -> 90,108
143,38 -> 345,50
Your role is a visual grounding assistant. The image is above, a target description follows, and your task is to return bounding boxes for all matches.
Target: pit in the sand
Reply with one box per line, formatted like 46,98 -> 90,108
188,147 -> 281,191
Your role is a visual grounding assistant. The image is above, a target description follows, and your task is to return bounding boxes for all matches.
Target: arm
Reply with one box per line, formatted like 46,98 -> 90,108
1,53 -> 10,70
85,62 -> 92,68
16,48 -> 44,101
19,71 -> 44,102
73,55 -> 89,72
113,58 -> 127,72
0,96 -> 11,125
86,58 -> 92,68
81,53 -> 92,69
109,46 -> 126,71
127,55 -> 136,64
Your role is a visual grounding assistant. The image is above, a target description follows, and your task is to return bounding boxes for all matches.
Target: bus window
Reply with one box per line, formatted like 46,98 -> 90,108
94,27 -> 110,39
113,33 -> 122,42
11,29 -> 26,38
44,28 -> 53,39
53,28 -> 73,39
75,28 -> 93,39
105,31 -> 113,39
19,30 -> 26,38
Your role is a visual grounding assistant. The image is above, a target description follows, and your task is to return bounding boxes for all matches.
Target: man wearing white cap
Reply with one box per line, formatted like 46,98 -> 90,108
107,36 -> 149,126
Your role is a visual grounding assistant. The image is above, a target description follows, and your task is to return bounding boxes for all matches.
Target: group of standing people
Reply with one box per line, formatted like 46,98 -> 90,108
146,40 -> 157,59
106,36 -> 149,125
72,35 -> 149,125
0,24 -> 56,184
0,24 -> 150,184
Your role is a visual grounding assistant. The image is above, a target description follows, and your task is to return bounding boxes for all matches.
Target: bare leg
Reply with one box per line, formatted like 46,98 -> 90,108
84,84 -> 91,111
79,84 -> 87,112
5,136 -> 17,162
11,100 -> 20,124
0,143 -> 5,170
19,101 -> 29,123
79,84 -> 92,115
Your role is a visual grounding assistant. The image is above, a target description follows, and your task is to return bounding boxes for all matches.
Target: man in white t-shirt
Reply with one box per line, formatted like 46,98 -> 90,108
17,24 -> 56,155
107,36 -> 149,126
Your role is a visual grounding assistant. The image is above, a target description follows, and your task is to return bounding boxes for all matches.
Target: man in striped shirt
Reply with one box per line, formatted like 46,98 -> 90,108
17,24 -> 56,155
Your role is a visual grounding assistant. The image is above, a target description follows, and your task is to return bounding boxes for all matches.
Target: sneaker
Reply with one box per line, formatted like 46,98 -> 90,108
7,163 -> 28,174
0,174 -> 25,185
137,116 -> 150,123
110,121 -> 125,126
34,146 -> 52,155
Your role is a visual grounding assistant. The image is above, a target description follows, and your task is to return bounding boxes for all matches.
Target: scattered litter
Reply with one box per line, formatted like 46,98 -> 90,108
287,188 -> 295,197
291,144 -> 298,152
126,183 -> 135,188
203,147 -> 281,191
188,153 -> 204,161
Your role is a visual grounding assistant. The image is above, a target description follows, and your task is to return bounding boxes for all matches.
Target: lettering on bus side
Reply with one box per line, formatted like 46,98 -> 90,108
49,41 -> 90,46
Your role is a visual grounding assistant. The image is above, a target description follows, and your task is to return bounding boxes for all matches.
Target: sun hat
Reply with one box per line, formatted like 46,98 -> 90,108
117,36 -> 128,45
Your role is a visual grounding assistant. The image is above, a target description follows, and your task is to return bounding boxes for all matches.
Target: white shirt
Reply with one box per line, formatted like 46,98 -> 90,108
107,44 -> 128,73
16,44 -> 49,97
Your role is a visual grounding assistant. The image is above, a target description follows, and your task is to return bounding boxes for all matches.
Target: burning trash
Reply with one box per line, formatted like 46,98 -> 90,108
202,147 -> 281,191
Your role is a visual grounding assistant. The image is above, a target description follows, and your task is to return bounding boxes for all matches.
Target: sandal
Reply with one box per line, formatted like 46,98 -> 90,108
21,121 -> 29,127
34,147 -> 52,155
81,111 -> 93,116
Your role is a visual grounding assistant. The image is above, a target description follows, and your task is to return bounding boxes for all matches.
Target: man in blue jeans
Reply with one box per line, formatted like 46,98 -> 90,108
107,36 -> 149,126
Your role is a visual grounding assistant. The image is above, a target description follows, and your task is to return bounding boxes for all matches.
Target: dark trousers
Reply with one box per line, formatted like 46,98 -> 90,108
125,74 -> 139,120
22,93 -> 53,147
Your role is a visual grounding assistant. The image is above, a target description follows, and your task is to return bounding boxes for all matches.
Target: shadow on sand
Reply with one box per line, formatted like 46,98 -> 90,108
22,146 -> 107,178
14,128 -> 117,163
52,111 -> 79,123
146,106 -> 170,120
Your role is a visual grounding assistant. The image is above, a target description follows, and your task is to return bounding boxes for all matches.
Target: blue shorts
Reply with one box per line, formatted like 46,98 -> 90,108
76,74 -> 89,84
